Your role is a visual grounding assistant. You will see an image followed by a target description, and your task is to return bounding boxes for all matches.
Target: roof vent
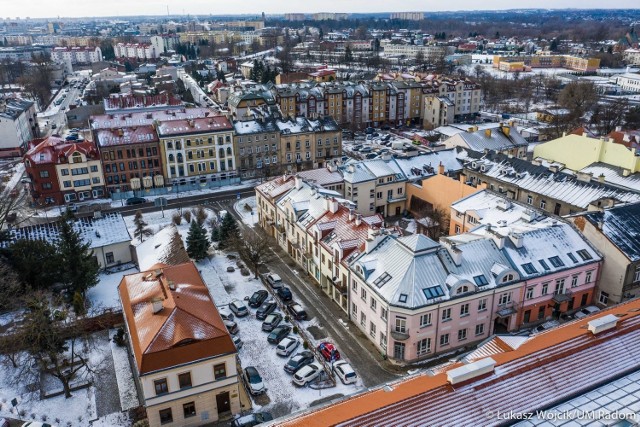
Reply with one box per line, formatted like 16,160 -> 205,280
151,297 -> 164,314
587,314 -> 619,335
168,280 -> 176,291
447,357 -> 496,385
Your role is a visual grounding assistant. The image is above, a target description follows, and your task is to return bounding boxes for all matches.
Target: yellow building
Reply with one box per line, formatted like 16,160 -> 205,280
157,116 -> 237,184
533,133 -> 640,173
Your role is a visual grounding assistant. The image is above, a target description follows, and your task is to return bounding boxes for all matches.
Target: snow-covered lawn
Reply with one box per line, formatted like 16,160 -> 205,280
88,267 -> 139,313
234,196 -> 258,228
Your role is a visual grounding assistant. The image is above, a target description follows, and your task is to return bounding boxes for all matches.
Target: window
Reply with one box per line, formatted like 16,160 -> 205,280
42,182 -> 52,189
374,272 -> 392,288
381,307 -> 388,322
369,321 -> 376,338
502,274 -> 514,283
498,292 -> 511,305
352,303 -> 358,316
360,312 -> 366,327
440,333 -> 450,346
361,288 -> 367,301
522,263 -> 537,275
370,298 -> 377,311
599,291 -> 609,305
61,169 -> 69,176
39,170 -> 49,178
460,303 -> 469,317
586,271 -> 593,283
441,308 -> 451,321
527,195 -> 532,204
399,294 -> 408,303
178,372 -> 192,389
571,275 -> 579,288
352,280 -> 357,291
154,378 -> 168,395
540,200 -> 546,209
554,279 -> 565,295
214,363 -> 226,380
473,275 -> 489,286
380,332 -> 387,349
458,328 -> 467,341
634,266 -> 640,283
541,282 -> 549,295
417,338 -> 431,356
105,252 -> 114,264
183,402 -> 196,418
549,256 -> 565,268
159,408 -> 173,425
395,317 -> 406,333
478,298 -> 487,311
526,287 -> 534,299
567,252 -> 578,264
475,323 -> 485,336
577,249 -> 593,261
419,313 -> 432,327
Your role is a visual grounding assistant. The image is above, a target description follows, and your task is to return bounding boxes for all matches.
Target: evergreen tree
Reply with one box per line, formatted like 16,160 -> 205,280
133,210 -> 153,243
211,225 -> 220,242
344,45 -> 354,64
217,69 -> 226,83
218,213 -> 239,250
186,220 -> 210,261
57,214 -> 99,297
7,239 -> 62,290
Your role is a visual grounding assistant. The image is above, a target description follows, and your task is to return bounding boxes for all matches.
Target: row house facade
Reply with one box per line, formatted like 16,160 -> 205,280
233,118 -> 281,179
94,125 -> 165,194
113,36 -> 164,60
50,46 -> 102,64
24,136 -> 105,205
277,116 -> 341,171
157,116 -> 237,184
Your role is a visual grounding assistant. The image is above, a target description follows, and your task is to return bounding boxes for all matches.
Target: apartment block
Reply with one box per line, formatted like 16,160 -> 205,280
50,46 -> 102,64
278,116 -> 341,171
390,12 -> 424,21
492,54 -> 600,72
0,96 -> 37,158
233,118 -> 281,179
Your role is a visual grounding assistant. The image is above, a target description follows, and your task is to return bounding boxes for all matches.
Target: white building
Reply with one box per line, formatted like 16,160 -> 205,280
613,73 -> 640,93
114,36 -> 165,60
51,46 -> 102,64
390,12 -> 424,21
382,43 -> 447,60
0,96 -> 37,158
623,49 -> 640,66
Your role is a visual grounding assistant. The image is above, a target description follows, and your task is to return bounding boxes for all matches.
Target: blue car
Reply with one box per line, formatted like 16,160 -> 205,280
277,286 -> 293,302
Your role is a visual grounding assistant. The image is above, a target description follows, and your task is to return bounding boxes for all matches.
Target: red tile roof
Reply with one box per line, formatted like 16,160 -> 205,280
316,205 -> 383,254
24,136 -> 98,165
281,298 -> 640,427
118,262 -> 235,375
95,125 -> 159,147
104,93 -> 183,111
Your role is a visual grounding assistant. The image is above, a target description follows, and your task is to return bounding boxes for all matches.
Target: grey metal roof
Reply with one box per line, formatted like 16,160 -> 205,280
583,202 -> 640,262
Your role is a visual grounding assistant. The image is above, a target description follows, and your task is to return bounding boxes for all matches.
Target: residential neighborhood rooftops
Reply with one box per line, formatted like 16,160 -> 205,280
95,125 -> 159,147
119,262 -> 236,375
0,96 -> 34,120
156,115 -> 233,136
90,107 -> 216,130
278,298 -> 640,427
24,136 -> 98,164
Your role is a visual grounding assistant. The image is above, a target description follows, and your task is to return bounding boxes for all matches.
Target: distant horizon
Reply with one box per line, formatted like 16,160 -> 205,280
2,1 -> 640,21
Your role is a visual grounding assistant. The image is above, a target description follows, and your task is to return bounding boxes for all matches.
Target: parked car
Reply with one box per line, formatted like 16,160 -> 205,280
333,360 -> 357,384
267,325 -> 291,344
256,301 -> 277,320
574,305 -> 601,320
230,412 -> 274,427
243,366 -> 265,395
317,342 -> 341,362
276,336 -> 300,357
277,286 -> 293,302
293,362 -> 323,386
265,273 -> 283,289
233,335 -> 243,350
533,320 -> 560,334
224,319 -> 239,335
125,197 -> 147,206
218,307 -> 234,322
284,350 -> 315,374
229,300 -> 249,317
1,418 -> 10,427
248,290 -> 268,308
261,313 -> 283,332
286,301 -> 308,320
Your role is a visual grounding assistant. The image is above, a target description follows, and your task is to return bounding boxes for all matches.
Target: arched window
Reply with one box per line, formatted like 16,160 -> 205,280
176,141 -> 182,150
177,153 -> 183,162
502,274 -> 514,283
219,148 -> 225,158
226,147 -> 232,155
456,285 -> 469,295
168,154 -> 174,162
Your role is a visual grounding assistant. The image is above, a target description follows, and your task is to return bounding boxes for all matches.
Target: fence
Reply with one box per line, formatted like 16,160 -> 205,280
110,177 -> 241,201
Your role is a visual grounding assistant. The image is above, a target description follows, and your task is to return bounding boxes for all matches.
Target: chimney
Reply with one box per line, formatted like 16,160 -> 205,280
467,127 -> 474,133
576,171 -> 592,182
438,162 -> 445,175
447,358 -> 496,385
151,297 -> 164,314
348,209 -> 355,221
327,197 -> 339,213
355,214 -> 362,226
448,245 -> 462,266
521,209 -> 536,223
502,126 -> 510,137
486,227 -> 505,249
615,125 -> 622,132
327,161 -> 338,172
294,175 -> 302,189
473,125 -> 479,132
587,314 -> 619,334
623,169 -> 631,177
508,231 -> 523,248
484,128 -> 491,137
365,229 -> 384,252
598,174 -> 605,183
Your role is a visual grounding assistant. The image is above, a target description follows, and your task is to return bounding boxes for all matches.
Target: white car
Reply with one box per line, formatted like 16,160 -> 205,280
265,273 -> 283,289
574,306 -> 601,319
333,360 -> 357,384
276,336 -> 300,357
219,307 -> 234,322
243,366 -> 265,395
229,300 -> 249,317
233,335 -> 243,350
293,362 -> 323,386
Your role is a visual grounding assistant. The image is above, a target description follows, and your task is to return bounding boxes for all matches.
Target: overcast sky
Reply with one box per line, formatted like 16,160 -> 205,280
1,0 -> 637,19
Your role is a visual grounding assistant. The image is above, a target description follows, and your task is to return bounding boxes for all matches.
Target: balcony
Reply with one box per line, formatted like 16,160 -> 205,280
552,290 -> 573,304
390,329 -> 410,341
495,301 -> 519,318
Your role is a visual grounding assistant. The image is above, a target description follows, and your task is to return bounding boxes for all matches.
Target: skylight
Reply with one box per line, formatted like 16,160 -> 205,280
522,263 -> 537,275
539,259 -> 550,271
548,256 -> 565,268
398,294 -> 408,303
473,275 -> 489,286
577,249 -> 593,261
373,272 -> 392,288
423,286 -> 445,299
567,252 -> 579,264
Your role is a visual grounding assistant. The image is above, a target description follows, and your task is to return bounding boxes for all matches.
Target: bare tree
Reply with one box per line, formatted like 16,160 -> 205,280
417,207 -> 450,240
238,231 -> 273,279
133,210 -> 152,243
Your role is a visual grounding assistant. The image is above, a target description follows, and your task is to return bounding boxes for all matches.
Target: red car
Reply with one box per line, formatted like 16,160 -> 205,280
317,341 -> 341,362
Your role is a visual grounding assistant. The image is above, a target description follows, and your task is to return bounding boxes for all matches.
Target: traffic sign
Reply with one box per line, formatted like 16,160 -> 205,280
154,197 -> 168,207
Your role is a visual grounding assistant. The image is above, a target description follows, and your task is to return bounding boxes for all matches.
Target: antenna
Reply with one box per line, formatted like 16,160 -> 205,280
166,5 -> 169,16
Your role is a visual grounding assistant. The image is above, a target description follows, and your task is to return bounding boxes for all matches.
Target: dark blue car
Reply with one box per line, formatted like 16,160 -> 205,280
277,286 -> 293,302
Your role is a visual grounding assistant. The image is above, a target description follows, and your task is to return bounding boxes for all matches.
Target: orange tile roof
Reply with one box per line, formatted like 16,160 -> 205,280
119,262 -> 235,375
279,298 -> 640,427
316,205 -> 383,254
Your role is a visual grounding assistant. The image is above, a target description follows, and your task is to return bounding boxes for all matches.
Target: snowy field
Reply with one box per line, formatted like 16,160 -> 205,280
88,267 -> 139,313
234,196 -> 258,228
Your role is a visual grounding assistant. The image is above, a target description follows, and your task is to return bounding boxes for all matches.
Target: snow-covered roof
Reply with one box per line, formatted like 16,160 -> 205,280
582,202 -> 640,262
9,213 -> 131,250
136,225 -> 190,271
579,162 -> 640,192
446,126 -> 528,152
451,190 -> 543,230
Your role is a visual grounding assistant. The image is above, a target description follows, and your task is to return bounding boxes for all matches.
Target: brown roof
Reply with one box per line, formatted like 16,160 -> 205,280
156,116 -> 233,136
24,136 -> 99,165
95,125 -> 159,147
280,298 -> 640,427
119,262 -> 235,375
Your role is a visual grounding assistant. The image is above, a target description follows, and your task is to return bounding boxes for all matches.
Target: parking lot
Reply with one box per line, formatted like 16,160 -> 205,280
199,254 -> 365,419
